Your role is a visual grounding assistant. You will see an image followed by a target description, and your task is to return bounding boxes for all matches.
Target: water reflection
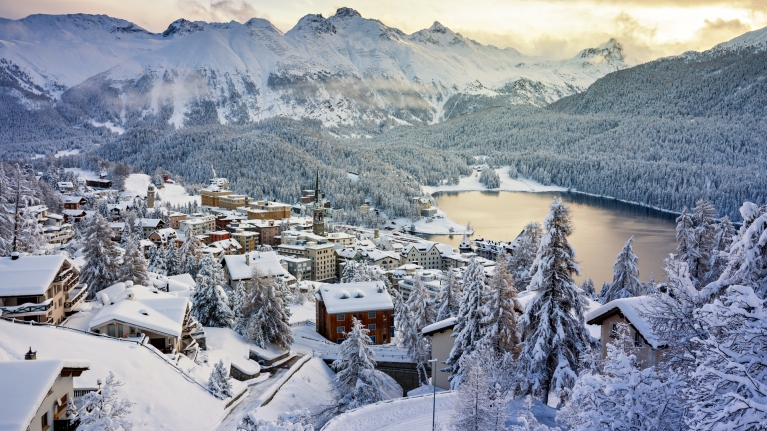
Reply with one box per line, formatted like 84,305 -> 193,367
424,191 -> 678,288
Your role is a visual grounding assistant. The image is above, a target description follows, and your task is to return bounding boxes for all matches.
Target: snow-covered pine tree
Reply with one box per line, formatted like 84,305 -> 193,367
179,226 -> 202,278
557,323 -> 684,431
435,270 -> 461,321
207,360 -> 233,399
444,258 -> 487,388
687,284 -> 767,431
703,202 -> 767,299
0,164 -> 46,255
691,199 -> 718,283
507,222 -> 543,291
599,236 -> 644,304
450,354 -> 494,431
165,241 -> 181,276
243,274 -> 293,349
401,274 -> 436,384
191,253 -> 233,328
81,213 -> 122,297
230,280 -> 246,333
332,317 -> 402,410
0,164 -> 15,255
481,254 -> 521,358
479,168 -> 501,189
580,278 -> 597,300
78,372 -> 133,431
676,207 -> 701,284
516,198 -> 595,403
120,235 -> 149,286
146,245 -> 167,276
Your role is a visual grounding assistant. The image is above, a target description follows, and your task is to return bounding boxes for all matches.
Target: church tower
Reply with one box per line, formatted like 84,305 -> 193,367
147,184 -> 156,209
312,169 -> 325,237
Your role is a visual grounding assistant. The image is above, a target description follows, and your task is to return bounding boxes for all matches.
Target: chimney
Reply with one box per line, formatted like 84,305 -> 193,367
245,253 -> 250,266
25,347 -> 36,360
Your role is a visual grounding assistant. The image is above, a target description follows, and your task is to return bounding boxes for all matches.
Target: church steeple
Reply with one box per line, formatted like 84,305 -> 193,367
312,169 -> 325,237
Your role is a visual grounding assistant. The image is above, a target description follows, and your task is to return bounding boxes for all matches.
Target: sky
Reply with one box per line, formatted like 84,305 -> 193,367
1,0 -> 766,62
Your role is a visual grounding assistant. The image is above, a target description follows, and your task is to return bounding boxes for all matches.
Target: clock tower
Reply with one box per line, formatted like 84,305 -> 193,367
312,169 -> 325,237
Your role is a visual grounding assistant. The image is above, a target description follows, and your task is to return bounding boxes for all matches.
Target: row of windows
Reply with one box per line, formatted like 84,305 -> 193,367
337,312 -> 377,321
336,324 -> 376,333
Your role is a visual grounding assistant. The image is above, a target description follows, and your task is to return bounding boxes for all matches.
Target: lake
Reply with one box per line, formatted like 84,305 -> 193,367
424,191 -> 679,288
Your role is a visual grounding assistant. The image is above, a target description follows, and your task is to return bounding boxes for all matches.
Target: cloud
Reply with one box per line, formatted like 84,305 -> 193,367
177,0 -> 268,23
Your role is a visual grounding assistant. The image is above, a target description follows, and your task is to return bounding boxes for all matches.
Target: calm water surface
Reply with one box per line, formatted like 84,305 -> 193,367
425,191 -> 678,287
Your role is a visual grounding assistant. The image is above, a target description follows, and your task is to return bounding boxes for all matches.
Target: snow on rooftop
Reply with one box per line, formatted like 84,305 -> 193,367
89,283 -> 189,338
0,320 -> 226,431
0,254 -> 66,296
319,281 -> 393,314
422,317 -> 457,335
586,296 -> 661,348
204,327 -> 261,375
223,251 -> 288,281
0,359 -> 88,430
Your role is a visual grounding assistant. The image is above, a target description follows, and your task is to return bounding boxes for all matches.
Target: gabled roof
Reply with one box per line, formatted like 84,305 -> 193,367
318,281 -> 393,314
0,255 -> 66,296
223,251 -> 288,281
0,359 -> 90,431
585,296 -> 661,349
61,195 -> 85,204
422,317 -> 457,336
135,218 -> 162,228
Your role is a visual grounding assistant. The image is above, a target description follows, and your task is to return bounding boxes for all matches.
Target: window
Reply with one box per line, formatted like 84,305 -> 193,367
41,412 -> 49,430
370,335 -> 376,344
337,314 -> 345,321
609,323 -> 618,339
336,338 -> 345,344
368,311 -> 376,319
337,326 -> 345,333
107,324 -> 116,337
118,325 -> 124,338
368,324 -> 376,330
634,331 -> 643,347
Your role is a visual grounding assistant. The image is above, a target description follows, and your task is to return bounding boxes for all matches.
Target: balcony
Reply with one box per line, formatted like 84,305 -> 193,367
65,284 -> 89,312
0,299 -> 53,317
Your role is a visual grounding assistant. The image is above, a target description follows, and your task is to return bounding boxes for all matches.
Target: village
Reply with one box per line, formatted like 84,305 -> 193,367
0,164 -> 681,431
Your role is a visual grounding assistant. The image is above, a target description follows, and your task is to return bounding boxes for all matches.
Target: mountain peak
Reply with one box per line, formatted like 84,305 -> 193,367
429,21 -> 449,34
292,13 -> 336,35
334,7 -> 362,19
162,18 -> 205,37
573,38 -> 626,64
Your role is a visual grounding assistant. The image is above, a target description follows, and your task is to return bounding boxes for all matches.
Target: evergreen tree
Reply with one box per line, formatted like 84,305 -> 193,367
243,273 -> 293,349
435,270 -> 461,321
120,235 -> 149,286
676,207 -> 700,283
507,222 -> 542,291
580,278 -> 597,300
332,318 -> 402,410
401,274 -> 436,384
179,226 -> 202,278
78,372 -> 133,431
208,360 -> 233,399
691,199 -> 718,283
165,241 -> 180,276
81,213 -> 122,297
599,236 -> 644,304
481,255 -> 521,357
191,254 -> 233,328
444,258 -> 487,387
146,245 -> 167,276
516,198 -> 595,403
230,281 -> 246,334
450,355 -> 494,431
557,324 -> 685,431
688,284 -> 767,431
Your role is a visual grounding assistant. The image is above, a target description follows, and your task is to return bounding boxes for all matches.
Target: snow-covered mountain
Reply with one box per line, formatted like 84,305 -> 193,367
0,8 -> 627,129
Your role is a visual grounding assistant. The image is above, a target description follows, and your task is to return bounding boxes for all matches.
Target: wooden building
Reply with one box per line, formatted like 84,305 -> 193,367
315,281 -> 394,345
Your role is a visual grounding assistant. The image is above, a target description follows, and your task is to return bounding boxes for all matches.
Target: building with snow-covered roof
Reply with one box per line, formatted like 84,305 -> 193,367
222,251 -> 292,286
179,214 -> 216,236
422,317 -> 457,390
56,181 -> 75,193
315,281 -> 394,345
398,270 -> 444,301
0,358 -> 90,431
149,228 -> 179,248
401,242 -> 442,270
61,195 -> 85,210
134,218 -> 165,238
0,254 -> 87,324
89,282 -> 194,354
586,296 -> 664,368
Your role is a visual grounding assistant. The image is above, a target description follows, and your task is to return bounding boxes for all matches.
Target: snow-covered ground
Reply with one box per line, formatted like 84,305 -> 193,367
252,357 -> 335,422
290,324 -> 410,363
0,320 -> 229,431
423,168 -> 566,195
391,211 -> 473,236
205,327 -> 262,376
123,173 -> 200,207
64,168 -> 100,181
288,301 -> 316,324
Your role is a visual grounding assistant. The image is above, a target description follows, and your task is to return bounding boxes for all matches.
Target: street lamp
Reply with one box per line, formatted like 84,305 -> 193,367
427,358 -> 438,431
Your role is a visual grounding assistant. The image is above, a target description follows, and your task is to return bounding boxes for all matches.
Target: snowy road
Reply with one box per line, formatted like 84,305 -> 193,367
212,356 -> 302,431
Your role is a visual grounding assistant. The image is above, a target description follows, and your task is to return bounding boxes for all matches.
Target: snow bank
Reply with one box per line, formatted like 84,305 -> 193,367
422,169 -> 566,195
0,321 -> 226,431
205,327 -> 262,375
252,357 -> 335,422
322,391 -> 457,431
